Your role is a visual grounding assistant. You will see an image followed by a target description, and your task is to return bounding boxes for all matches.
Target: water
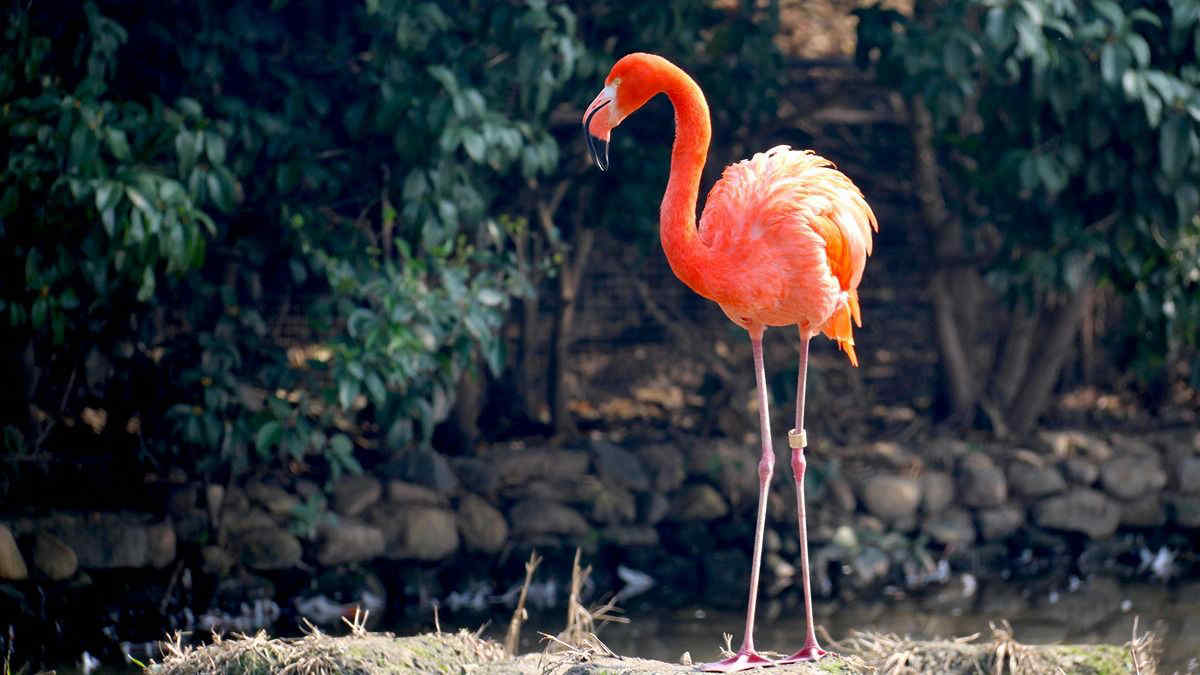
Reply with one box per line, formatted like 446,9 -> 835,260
506,578 -> 1200,672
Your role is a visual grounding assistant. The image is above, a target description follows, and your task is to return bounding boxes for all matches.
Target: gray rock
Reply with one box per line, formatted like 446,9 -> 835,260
1033,488 -> 1121,538
494,449 -> 589,487
147,521 -> 176,568
1177,455 -> 1200,495
640,444 -> 687,492
1168,493 -> 1200,528
387,480 -> 450,506
331,475 -> 383,516
40,513 -> 149,568
860,475 -> 921,522
450,457 -> 500,498
316,519 -> 385,566
367,505 -> 460,560
1008,460 -> 1067,499
222,507 -> 277,535
921,508 -> 975,547
601,526 -> 660,547
1061,457 -> 1099,485
976,505 -> 1024,540
850,546 -> 890,589
918,470 -> 954,514
383,448 -> 460,494
959,452 -> 1007,507
592,442 -> 650,492
639,492 -> 671,525
827,475 -> 858,513
0,524 -> 29,580
1119,494 -> 1166,527
1100,455 -> 1166,500
233,526 -> 302,570
669,484 -> 729,522
686,440 -> 759,511
32,533 -> 77,580
456,494 -> 508,554
201,545 -> 236,576
246,482 -> 300,516
508,499 -> 590,538
589,483 -> 637,524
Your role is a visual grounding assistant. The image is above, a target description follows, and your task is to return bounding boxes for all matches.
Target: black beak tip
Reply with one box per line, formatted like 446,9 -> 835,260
585,130 -> 610,172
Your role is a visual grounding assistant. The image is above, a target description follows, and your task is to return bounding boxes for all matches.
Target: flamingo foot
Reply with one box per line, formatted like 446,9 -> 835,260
699,648 -> 777,672
779,643 -> 829,663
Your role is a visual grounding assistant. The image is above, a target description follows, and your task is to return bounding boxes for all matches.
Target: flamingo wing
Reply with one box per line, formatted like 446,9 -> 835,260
699,146 -> 877,364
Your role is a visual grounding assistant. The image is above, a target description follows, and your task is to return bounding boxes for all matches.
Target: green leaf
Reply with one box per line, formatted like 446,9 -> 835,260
255,420 -> 284,452
1176,184 -> 1200,226
175,130 -> 199,173
137,265 -> 155,302
204,130 -> 227,164
106,128 -> 131,161
31,297 -> 47,329
1100,43 -> 1119,85
337,378 -> 360,411
95,181 -> 122,212
462,130 -> 485,162
126,186 -> 152,215
330,433 -> 353,455
364,372 -> 387,406
477,287 -> 505,306
1160,114 -> 1191,178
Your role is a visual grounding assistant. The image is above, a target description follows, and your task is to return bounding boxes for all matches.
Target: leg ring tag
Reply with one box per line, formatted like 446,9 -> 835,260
788,428 -> 807,449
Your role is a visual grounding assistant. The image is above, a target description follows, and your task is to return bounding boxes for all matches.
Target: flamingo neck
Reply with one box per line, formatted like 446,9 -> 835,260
657,64 -> 712,296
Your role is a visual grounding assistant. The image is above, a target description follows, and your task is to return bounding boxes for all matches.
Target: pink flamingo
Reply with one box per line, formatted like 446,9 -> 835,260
583,53 -> 876,671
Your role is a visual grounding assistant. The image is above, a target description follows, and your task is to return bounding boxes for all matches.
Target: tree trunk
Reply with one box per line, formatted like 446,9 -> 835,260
908,94 -> 979,423
1005,284 -> 1095,435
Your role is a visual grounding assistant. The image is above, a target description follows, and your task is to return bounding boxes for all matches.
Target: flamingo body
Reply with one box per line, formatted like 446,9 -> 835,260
584,52 -> 877,671
694,146 -> 875,363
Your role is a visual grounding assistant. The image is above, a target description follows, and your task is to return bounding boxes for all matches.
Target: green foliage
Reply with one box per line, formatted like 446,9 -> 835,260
1,3 -> 222,345
0,0 -> 583,483
857,0 -> 1200,377
0,0 -> 794,492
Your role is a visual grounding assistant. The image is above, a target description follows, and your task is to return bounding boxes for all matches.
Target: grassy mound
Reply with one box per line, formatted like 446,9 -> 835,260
153,623 -> 1156,675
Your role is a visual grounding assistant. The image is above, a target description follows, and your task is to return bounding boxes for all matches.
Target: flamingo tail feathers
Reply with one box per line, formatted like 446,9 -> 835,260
820,290 -> 862,367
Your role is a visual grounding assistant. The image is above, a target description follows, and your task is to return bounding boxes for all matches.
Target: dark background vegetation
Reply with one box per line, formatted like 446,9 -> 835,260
2,0 -> 1198,507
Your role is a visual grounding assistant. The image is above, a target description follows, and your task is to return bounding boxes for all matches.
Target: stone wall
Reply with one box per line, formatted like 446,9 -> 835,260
2,428 -> 1198,627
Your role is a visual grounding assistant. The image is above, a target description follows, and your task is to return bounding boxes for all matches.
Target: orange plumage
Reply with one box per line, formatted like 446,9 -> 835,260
698,146 -> 876,365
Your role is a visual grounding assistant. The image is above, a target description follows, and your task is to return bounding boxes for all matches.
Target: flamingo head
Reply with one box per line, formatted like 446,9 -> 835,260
583,53 -> 662,171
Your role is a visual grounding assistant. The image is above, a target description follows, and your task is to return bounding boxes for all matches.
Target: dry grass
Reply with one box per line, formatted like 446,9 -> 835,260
841,619 -> 1157,675
155,613 -> 507,675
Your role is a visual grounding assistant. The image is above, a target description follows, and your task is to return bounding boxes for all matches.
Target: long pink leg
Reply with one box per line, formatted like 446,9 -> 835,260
781,334 -> 828,662
701,329 -> 777,672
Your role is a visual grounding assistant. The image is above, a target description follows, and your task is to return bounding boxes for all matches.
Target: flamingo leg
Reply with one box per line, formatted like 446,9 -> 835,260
701,330 -> 777,672
781,334 -> 829,662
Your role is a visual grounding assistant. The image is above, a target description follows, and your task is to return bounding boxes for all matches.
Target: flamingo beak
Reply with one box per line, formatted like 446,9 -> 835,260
583,87 -> 615,171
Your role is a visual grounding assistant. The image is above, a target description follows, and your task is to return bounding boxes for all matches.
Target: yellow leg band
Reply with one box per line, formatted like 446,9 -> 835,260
788,428 -> 807,449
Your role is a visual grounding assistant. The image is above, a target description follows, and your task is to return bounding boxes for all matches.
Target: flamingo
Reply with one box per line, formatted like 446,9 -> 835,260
583,53 -> 876,671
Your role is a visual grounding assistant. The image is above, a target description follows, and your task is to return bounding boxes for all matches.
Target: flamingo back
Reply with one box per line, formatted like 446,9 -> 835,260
698,146 -> 877,364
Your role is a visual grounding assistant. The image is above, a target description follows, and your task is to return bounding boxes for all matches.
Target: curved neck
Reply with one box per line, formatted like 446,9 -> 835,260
657,64 -> 712,295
